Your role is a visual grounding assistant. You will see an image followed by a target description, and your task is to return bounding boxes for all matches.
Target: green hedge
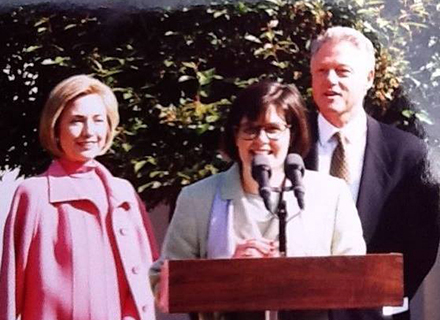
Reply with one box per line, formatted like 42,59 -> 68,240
1,0 -> 439,208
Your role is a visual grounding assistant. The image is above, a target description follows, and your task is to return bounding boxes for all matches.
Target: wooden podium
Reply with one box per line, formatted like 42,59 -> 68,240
159,253 -> 403,313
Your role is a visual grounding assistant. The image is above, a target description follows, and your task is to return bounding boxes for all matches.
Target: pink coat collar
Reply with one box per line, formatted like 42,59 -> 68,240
47,160 -> 135,208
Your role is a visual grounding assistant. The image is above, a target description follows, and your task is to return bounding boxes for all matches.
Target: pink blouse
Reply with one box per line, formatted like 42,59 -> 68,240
0,160 -> 158,320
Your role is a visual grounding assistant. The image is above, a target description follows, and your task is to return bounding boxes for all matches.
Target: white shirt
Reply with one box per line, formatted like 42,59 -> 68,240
317,110 -> 367,202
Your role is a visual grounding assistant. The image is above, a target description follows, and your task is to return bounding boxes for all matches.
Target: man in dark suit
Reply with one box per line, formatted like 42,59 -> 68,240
304,26 -> 439,320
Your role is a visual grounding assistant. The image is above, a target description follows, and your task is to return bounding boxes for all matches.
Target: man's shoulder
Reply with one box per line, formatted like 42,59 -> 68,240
375,120 -> 421,142
368,117 -> 426,156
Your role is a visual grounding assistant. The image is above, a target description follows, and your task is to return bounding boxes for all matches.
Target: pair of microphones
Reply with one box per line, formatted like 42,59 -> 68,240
251,153 -> 305,212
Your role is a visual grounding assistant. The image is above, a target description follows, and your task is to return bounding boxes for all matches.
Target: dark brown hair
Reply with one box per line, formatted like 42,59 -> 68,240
222,80 -> 310,162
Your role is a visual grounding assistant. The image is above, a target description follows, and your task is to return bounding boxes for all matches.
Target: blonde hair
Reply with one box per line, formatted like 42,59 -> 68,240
311,26 -> 376,73
39,74 -> 119,158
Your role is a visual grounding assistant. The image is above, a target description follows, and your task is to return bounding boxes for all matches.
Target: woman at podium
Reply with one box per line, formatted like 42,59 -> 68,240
150,81 -> 366,320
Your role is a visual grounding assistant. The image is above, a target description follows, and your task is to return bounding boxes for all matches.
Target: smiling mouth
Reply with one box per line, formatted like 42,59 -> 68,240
77,141 -> 98,147
251,150 -> 272,155
324,91 -> 341,97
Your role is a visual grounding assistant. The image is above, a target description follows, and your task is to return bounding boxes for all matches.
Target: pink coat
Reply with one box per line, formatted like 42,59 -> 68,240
0,160 -> 158,320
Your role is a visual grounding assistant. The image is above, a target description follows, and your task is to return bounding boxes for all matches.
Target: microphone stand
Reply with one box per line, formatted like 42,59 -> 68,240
267,188 -> 287,320
274,183 -> 301,257
277,198 -> 287,257
275,182 -> 288,257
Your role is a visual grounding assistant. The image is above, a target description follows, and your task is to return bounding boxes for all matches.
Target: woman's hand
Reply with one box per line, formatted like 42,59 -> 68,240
233,238 -> 279,258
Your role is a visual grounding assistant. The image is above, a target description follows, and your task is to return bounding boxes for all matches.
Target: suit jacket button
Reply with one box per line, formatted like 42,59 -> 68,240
119,228 -> 128,236
142,305 -> 148,313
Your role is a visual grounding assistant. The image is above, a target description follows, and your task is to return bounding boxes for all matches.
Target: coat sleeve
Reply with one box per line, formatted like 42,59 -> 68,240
331,180 -> 367,255
0,184 -> 40,320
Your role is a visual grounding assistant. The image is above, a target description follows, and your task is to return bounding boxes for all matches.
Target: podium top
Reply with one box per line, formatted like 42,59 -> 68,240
160,253 -> 403,313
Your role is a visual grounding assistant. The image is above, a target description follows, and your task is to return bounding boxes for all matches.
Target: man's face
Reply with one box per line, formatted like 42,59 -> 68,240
310,40 -> 374,127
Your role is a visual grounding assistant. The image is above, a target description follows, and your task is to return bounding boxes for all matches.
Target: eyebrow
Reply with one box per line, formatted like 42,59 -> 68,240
241,122 -> 287,127
70,113 -> 105,118
315,60 -> 353,68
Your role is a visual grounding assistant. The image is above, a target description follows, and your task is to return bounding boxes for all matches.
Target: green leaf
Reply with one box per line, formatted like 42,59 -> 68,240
178,75 -> 194,82
402,110 -> 414,118
121,143 -> 132,152
415,111 -> 434,125
212,9 -> 228,19
264,0 -> 285,7
64,24 -> 77,30
40,56 -> 71,66
163,60 -> 174,67
123,92 -> 133,100
271,61 -> 289,69
165,31 -> 178,36
182,61 -> 198,69
24,46 -> 41,53
244,33 -> 262,44
431,68 -> 440,80
134,160 -> 147,173
34,17 -> 49,27
197,68 -> 217,86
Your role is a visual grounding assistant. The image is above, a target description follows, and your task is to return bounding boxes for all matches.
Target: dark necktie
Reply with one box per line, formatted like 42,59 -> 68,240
329,132 -> 350,182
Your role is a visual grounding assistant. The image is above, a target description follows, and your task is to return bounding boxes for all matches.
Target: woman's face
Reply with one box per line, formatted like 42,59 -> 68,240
58,93 -> 108,162
235,105 -> 291,174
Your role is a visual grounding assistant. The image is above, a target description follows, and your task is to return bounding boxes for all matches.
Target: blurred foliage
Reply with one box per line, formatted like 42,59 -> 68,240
0,0 -> 439,208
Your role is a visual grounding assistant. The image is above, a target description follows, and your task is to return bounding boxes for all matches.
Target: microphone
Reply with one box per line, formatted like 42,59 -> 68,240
251,155 -> 272,212
285,153 -> 305,210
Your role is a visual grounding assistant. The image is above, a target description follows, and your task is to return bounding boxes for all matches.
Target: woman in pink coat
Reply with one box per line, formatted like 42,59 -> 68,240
0,75 -> 158,320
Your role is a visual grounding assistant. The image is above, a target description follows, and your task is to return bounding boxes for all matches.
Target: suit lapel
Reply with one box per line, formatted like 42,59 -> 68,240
304,112 -> 319,170
356,116 -> 391,243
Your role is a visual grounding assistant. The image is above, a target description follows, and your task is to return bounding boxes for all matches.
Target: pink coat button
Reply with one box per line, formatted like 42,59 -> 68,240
132,266 -> 140,274
119,228 -> 128,236
142,305 -> 148,312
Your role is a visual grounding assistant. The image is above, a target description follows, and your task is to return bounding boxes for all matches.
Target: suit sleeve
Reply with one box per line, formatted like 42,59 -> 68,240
400,155 -> 440,298
0,185 -> 40,320
331,180 -> 367,255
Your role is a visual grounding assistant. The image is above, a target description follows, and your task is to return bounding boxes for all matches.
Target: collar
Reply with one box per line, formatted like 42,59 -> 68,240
219,163 -> 245,200
47,160 -> 135,208
318,109 -> 367,145
57,158 -> 98,177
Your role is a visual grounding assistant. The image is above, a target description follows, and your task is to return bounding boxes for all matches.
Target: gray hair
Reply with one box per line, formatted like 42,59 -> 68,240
311,26 -> 376,72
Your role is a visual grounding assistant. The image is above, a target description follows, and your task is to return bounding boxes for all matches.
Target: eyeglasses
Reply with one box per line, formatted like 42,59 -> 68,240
237,123 -> 291,140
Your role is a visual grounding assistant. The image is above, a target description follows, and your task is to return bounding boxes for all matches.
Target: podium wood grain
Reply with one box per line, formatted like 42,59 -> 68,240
159,254 -> 403,313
